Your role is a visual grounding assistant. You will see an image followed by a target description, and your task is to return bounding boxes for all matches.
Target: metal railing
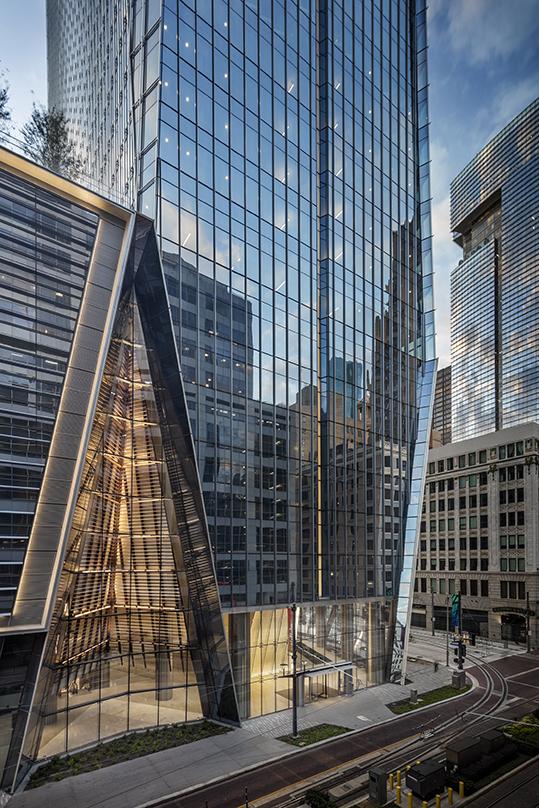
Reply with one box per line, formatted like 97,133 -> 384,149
0,131 -> 129,208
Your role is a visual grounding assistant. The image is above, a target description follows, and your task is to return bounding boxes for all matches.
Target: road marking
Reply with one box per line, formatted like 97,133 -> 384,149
356,715 -> 370,722
506,664 -> 539,680
508,680 -> 539,692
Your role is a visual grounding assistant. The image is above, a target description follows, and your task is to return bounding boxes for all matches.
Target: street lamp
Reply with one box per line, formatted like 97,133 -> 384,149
290,582 -> 298,738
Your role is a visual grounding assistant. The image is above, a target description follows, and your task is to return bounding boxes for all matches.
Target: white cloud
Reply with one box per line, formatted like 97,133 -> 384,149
481,72 -> 539,142
431,193 -> 460,367
443,0 -> 539,66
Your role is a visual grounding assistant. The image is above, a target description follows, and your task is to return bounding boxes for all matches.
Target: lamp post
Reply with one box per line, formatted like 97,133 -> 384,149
458,592 -> 464,671
446,594 -> 450,667
526,591 -> 531,653
290,582 -> 298,738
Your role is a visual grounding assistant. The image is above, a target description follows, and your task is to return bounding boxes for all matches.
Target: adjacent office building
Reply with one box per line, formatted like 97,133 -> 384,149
451,98 -> 539,442
415,99 -> 539,652
413,423 -> 539,648
26,0 -> 436,765
431,365 -> 451,446
0,147 -> 238,790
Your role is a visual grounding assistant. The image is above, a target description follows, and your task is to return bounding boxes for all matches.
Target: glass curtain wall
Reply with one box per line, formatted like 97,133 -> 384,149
43,0 -> 437,724
0,168 -> 98,615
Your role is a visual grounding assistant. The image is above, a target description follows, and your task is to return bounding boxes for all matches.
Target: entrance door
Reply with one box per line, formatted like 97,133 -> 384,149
305,672 -> 339,702
501,614 -> 526,643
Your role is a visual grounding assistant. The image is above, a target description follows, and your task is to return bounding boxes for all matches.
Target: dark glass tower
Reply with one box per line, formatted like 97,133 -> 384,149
45,0 -> 436,723
431,365 -> 451,446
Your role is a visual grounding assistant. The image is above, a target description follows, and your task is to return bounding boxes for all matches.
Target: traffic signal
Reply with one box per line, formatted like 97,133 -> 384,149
453,641 -> 466,666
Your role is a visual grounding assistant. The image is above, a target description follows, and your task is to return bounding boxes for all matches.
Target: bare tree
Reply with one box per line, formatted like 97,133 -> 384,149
21,104 -> 82,179
0,77 -> 10,143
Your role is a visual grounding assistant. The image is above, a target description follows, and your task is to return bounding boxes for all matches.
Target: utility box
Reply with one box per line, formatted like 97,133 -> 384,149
452,670 -> 466,689
446,736 -> 482,768
410,688 -> 418,704
368,766 -> 387,806
406,760 -> 446,799
480,730 -> 506,754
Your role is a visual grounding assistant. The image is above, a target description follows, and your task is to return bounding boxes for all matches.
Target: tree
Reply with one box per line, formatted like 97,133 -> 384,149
21,104 -> 82,179
0,79 -> 10,142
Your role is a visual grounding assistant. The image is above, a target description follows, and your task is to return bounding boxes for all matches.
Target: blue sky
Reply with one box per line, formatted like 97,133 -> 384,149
1,0 -> 538,368
427,0 -> 539,366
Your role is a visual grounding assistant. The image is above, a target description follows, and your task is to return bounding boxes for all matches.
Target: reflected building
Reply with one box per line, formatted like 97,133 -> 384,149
38,0 -> 436,759
451,98 -> 539,441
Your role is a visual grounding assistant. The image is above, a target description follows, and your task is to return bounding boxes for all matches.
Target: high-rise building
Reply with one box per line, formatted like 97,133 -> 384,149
451,98 -> 539,442
431,365 -> 451,446
0,146 -> 236,791
44,0 -> 436,739
413,423 -> 539,649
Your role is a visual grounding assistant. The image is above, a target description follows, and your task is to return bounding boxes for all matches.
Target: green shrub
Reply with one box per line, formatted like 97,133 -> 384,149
305,788 -> 336,807
505,714 -> 539,747
28,720 -> 230,789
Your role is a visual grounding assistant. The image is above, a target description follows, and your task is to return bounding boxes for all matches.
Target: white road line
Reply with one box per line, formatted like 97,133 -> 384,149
505,664 -> 539,680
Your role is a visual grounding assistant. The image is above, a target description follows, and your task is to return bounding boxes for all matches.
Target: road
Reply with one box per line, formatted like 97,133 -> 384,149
149,653 -> 539,808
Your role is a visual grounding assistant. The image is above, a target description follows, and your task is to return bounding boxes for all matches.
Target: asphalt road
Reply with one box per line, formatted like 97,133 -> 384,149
152,653 -> 539,808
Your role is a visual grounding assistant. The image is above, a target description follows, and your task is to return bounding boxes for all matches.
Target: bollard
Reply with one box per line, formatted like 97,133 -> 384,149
416,759 -> 421,765
407,790 -> 413,808
389,772 -> 394,789
395,785 -> 401,805
422,801 -> 428,808
397,770 -> 401,786
436,795 -> 441,808
459,780 -> 465,798
448,786 -> 454,805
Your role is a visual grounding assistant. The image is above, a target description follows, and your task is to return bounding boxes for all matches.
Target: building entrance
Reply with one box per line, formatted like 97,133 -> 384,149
501,614 -> 526,643
298,662 -> 354,706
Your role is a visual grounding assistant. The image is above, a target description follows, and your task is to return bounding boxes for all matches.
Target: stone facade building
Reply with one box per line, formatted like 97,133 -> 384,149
413,423 -> 539,647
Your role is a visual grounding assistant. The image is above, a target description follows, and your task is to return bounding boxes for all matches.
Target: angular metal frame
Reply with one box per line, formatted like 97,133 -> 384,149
1,203 -> 238,791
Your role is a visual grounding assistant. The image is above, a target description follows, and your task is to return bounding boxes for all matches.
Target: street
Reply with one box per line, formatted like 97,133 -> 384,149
151,652 -> 539,808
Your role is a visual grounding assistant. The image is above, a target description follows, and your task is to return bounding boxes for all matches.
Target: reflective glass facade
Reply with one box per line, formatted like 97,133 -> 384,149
46,0 -> 436,723
0,167 -> 98,615
0,150 -> 236,791
451,241 -> 497,440
451,98 -> 539,441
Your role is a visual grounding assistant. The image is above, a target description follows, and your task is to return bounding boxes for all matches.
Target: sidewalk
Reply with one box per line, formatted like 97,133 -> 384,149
408,628 -> 529,667
10,661 -> 450,808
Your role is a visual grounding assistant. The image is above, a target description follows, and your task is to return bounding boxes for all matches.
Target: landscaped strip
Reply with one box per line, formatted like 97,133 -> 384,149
388,683 -> 471,714
28,720 -> 231,789
504,712 -> 539,748
278,723 -> 352,747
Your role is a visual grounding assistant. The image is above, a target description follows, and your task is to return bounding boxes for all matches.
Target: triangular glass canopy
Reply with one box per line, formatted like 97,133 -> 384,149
22,220 -> 238,762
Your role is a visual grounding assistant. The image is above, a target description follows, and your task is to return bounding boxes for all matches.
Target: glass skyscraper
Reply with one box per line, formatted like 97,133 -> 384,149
451,97 -> 539,442
431,365 -> 451,446
43,0 -> 435,736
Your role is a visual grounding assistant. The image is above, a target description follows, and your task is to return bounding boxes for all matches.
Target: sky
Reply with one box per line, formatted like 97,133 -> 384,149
1,0 -> 538,369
